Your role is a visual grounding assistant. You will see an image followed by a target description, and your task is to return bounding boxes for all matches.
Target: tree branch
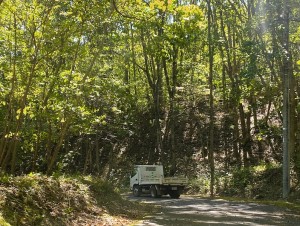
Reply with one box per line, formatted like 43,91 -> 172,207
111,0 -> 137,20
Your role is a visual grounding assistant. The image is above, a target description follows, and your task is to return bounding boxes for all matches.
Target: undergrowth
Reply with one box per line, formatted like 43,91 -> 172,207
186,163 -> 300,212
0,173 -> 151,226
187,163 -> 299,201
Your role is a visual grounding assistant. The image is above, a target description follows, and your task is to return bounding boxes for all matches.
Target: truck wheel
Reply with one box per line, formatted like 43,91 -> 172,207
169,191 -> 180,199
133,185 -> 141,197
150,185 -> 160,198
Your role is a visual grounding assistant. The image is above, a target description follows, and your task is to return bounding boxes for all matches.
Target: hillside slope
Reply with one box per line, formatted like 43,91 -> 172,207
0,174 -> 150,225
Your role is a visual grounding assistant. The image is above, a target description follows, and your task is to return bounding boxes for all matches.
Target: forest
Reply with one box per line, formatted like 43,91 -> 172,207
0,0 -> 300,200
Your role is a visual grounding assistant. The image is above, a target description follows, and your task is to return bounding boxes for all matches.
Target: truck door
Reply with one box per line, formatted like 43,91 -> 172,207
130,166 -> 139,189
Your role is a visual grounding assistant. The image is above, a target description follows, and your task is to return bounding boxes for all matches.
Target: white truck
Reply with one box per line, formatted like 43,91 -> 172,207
130,165 -> 188,198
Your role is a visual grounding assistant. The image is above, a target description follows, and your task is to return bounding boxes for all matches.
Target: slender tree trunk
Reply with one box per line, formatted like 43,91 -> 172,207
130,23 -> 138,101
0,13 -> 18,172
207,0 -> 215,197
95,135 -> 100,175
294,79 -> 300,181
239,104 -> 248,167
282,0 -> 291,199
47,120 -> 70,175
31,118 -> 41,172
163,44 -> 179,175
140,29 -> 163,163
124,25 -> 130,94
154,62 -> 163,163
239,103 -> 253,166
11,57 -> 38,174
218,4 -> 241,167
251,96 -> 264,161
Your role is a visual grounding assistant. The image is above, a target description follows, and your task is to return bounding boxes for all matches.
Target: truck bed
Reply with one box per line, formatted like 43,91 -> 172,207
163,176 -> 188,185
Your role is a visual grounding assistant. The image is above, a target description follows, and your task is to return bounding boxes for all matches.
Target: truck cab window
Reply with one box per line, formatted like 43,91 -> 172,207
146,166 -> 156,171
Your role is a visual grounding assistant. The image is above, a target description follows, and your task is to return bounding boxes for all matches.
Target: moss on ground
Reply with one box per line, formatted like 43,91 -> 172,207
0,173 -> 153,226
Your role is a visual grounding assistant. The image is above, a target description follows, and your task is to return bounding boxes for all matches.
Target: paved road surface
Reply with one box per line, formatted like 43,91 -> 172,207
128,195 -> 300,226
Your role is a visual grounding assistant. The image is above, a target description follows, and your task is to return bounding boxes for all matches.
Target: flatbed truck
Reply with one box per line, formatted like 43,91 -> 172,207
130,165 -> 188,198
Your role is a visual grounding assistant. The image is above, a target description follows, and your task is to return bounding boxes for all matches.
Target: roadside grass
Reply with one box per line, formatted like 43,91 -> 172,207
79,176 -> 155,218
0,173 -> 154,226
217,196 -> 300,212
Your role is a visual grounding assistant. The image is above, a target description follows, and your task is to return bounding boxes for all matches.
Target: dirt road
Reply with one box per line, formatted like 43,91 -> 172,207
128,195 -> 300,225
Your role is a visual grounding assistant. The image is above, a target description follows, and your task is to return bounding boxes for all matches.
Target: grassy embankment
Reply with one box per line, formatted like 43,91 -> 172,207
0,173 -> 153,226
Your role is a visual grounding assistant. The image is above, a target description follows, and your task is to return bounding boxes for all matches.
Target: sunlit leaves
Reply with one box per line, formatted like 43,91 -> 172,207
0,0 -> 115,172
0,0 -> 298,174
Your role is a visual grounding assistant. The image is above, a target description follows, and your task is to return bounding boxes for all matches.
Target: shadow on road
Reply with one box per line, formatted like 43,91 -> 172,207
128,195 -> 300,226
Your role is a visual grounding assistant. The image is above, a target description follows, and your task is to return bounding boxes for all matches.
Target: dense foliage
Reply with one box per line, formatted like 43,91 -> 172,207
0,0 -> 300,196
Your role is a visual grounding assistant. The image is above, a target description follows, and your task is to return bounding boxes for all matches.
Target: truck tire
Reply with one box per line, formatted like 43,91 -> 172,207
133,185 -> 141,197
150,185 -> 161,198
169,190 -> 180,199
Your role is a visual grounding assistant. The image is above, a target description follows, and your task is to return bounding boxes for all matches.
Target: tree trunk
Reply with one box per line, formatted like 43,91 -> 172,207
218,4 -> 241,167
207,0 -> 215,197
140,29 -> 163,163
282,1 -> 291,199
47,120 -> 70,175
